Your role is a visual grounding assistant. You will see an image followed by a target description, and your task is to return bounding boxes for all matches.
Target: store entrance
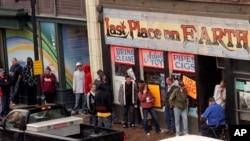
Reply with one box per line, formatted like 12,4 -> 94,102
196,55 -> 223,114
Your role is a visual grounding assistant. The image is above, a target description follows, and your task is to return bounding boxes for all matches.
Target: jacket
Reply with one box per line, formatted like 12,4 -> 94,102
87,91 -> 96,115
165,84 -> 178,107
95,83 -> 112,113
118,80 -> 138,105
83,64 -> 92,94
73,70 -> 85,94
169,88 -> 187,110
138,90 -> 155,109
41,73 -> 56,93
0,74 -> 11,96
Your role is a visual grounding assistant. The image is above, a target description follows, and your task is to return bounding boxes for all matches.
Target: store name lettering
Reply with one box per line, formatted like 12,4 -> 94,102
105,17 -> 249,53
144,52 -> 163,67
115,48 -> 135,63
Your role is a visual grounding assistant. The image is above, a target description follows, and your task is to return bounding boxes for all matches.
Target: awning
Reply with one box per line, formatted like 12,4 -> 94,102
0,7 -> 28,29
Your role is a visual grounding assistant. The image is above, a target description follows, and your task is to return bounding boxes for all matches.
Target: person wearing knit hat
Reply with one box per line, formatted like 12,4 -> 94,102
41,66 -> 56,103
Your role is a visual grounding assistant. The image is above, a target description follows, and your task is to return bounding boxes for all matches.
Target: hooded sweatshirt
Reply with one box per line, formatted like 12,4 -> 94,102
83,64 -> 92,94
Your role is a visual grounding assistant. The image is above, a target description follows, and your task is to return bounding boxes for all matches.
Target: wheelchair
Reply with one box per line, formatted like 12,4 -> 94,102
207,124 -> 228,140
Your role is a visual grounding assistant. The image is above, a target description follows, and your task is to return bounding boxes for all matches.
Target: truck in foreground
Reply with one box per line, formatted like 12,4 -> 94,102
0,104 -> 125,141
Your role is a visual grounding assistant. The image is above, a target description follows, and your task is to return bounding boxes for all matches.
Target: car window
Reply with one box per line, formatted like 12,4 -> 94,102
28,108 -> 68,123
5,112 -> 23,129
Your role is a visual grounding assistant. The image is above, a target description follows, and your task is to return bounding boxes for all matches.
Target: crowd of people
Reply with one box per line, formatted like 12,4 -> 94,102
0,57 -> 57,118
0,58 -> 227,138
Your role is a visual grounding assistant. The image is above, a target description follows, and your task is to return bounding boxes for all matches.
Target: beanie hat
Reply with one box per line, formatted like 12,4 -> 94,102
46,66 -> 51,71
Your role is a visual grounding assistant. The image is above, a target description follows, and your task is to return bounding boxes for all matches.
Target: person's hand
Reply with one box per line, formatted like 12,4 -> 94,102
169,104 -> 173,108
143,90 -> 147,94
73,90 -> 76,94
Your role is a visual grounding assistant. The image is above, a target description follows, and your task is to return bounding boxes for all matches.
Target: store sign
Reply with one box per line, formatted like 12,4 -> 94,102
183,75 -> 197,100
141,49 -> 164,68
112,46 -> 135,64
104,8 -> 250,60
171,53 -> 195,73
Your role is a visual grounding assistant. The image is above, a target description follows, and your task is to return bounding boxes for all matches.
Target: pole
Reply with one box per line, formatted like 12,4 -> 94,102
31,0 -> 42,106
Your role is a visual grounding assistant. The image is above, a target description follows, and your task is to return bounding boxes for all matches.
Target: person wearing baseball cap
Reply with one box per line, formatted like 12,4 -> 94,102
72,62 -> 85,115
169,81 -> 189,136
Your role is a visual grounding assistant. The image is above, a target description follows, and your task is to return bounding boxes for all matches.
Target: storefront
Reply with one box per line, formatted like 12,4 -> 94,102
100,7 -> 250,133
0,8 -> 89,108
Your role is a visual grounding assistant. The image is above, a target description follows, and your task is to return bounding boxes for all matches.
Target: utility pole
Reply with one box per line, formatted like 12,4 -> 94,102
15,0 -> 42,105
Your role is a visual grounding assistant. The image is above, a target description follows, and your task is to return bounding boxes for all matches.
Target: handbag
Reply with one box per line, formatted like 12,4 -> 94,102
0,88 -> 3,97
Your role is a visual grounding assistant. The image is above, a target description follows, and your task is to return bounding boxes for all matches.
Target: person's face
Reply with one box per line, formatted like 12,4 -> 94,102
220,80 -> 225,88
166,78 -> 172,85
126,77 -> 132,84
46,70 -> 50,74
77,65 -> 82,71
102,75 -> 106,80
0,72 -> 4,77
12,59 -> 17,65
91,85 -> 96,92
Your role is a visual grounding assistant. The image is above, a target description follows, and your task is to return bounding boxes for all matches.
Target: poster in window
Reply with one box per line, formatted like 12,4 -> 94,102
148,84 -> 162,108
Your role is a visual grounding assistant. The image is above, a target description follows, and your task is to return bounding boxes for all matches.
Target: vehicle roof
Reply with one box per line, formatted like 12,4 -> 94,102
12,104 -> 67,114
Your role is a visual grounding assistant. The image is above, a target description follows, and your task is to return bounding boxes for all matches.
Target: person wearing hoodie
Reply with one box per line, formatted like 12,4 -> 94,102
95,82 -> 113,128
22,57 -> 37,105
83,64 -> 92,115
41,66 -> 56,103
0,68 -> 11,117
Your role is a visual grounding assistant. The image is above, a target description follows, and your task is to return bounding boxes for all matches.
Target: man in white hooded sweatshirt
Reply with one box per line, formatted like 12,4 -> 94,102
72,62 -> 85,115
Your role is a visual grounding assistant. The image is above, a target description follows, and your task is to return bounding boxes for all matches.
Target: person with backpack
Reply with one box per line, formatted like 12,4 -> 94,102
86,83 -> 97,126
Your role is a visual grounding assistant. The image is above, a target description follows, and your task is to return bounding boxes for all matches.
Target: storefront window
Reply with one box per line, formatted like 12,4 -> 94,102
62,25 -> 89,88
235,78 -> 250,124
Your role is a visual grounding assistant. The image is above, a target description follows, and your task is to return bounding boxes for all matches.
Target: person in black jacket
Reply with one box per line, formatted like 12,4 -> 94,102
0,68 -> 11,117
95,82 -> 112,128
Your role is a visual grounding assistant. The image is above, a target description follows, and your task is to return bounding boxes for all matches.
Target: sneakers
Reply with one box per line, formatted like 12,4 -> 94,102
146,132 -> 150,136
130,124 -> 135,128
123,124 -> 127,128
71,111 -> 78,115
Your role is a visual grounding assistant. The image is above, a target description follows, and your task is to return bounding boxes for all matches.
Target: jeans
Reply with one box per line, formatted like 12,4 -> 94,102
142,107 -> 161,133
11,83 -> 20,104
122,104 -> 135,125
73,93 -> 83,113
164,107 -> 175,132
98,116 -> 112,128
1,94 -> 10,117
89,115 -> 98,126
173,107 -> 188,136
111,106 -> 117,122
82,94 -> 87,112
201,123 -> 209,136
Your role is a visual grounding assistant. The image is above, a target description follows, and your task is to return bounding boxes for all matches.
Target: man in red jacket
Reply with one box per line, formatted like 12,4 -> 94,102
83,64 -> 92,115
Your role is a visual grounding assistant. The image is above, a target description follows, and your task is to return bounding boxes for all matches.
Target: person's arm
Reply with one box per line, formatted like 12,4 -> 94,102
118,84 -> 123,104
138,91 -> 147,102
169,89 -> 176,108
72,72 -> 76,93
17,66 -> 23,83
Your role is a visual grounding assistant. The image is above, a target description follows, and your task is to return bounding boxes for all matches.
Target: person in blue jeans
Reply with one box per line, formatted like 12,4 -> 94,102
72,62 -> 85,115
138,82 -> 161,136
164,77 -> 177,134
169,82 -> 188,136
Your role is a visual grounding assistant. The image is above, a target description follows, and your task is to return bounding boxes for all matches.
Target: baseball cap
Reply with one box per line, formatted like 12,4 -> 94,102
76,62 -> 82,66
179,81 -> 185,87
0,68 -> 5,73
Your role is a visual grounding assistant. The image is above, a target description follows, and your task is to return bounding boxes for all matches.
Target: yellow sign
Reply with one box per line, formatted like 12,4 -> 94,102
183,75 -> 197,99
33,60 -> 43,75
148,84 -> 161,108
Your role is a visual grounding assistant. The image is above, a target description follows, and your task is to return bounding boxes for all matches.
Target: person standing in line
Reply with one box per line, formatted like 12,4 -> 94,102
86,83 -> 97,126
82,64 -> 92,115
93,69 -> 103,89
169,82 -> 189,136
95,82 -> 112,128
213,80 -> 226,108
0,69 -> 11,117
164,77 -> 178,134
9,58 -> 23,106
22,57 -> 37,105
138,82 -> 161,136
41,66 -> 56,103
118,75 -> 138,128
72,62 -> 85,115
